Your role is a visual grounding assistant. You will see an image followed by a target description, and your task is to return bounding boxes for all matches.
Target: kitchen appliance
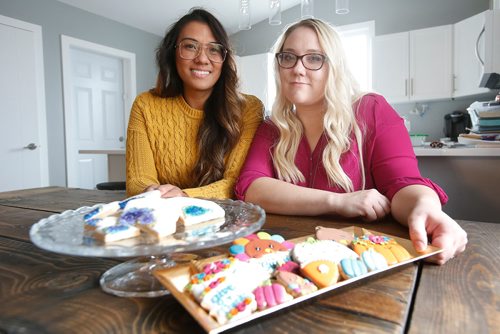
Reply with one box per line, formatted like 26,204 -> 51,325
444,111 -> 471,141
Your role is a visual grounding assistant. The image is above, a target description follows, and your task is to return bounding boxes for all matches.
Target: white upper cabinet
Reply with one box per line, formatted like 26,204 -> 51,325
373,25 -> 453,103
372,32 -> 409,103
453,11 -> 490,97
484,9 -> 500,76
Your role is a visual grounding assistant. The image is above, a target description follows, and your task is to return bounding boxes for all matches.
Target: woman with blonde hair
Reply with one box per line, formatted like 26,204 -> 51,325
235,18 -> 466,264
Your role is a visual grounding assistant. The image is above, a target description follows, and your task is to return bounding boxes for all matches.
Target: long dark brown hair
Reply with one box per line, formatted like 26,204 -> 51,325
151,8 -> 243,186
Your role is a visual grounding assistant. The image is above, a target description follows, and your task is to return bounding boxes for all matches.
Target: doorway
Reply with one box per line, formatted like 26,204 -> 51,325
0,15 -> 49,192
61,36 -> 136,189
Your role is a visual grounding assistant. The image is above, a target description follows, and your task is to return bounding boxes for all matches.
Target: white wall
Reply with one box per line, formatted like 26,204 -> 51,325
0,0 -> 161,186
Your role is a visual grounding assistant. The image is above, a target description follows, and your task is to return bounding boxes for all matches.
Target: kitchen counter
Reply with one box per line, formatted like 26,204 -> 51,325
413,146 -> 500,156
79,149 -> 125,155
78,150 -> 125,182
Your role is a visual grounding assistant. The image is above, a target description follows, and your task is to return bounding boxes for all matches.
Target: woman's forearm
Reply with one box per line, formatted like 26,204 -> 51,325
244,177 -> 334,215
391,185 -> 441,225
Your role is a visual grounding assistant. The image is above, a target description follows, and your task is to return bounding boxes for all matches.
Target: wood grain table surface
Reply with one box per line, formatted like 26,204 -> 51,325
0,187 -> 497,334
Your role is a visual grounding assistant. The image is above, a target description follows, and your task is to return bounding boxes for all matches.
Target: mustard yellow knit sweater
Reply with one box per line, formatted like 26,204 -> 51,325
126,92 -> 263,198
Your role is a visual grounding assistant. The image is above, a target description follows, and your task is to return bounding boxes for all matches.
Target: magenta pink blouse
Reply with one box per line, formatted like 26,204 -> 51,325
235,94 -> 448,204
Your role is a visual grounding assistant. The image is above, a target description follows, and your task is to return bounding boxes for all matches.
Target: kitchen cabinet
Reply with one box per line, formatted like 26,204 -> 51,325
484,9 -> 500,77
237,53 -> 275,114
453,11 -> 490,97
373,25 -> 452,104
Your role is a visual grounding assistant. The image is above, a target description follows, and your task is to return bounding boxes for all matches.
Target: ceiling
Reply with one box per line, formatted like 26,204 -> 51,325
55,0 -> 302,36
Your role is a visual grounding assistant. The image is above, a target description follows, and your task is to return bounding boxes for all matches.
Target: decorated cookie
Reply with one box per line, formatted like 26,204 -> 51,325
301,260 -> 339,288
204,284 -> 257,325
315,226 -> 354,244
253,281 -> 293,310
83,201 -> 120,221
361,248 -> 388,271
276,260 -> 301,275
186,258 -> 269,325
229,232 -> 294,274
120,197 -> 178,239
117,190 -> 161,209
275,271 -> 318,297
351,234 -> 411,265
185,257 -> 237,302
168,197 -> 225,227
339,258 -> 368,280
292,238 -> 358,267
83,214 -> 119,232
92,223 -> 141,243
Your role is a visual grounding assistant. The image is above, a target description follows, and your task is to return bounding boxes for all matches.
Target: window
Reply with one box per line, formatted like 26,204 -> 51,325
336,21 -> 374,91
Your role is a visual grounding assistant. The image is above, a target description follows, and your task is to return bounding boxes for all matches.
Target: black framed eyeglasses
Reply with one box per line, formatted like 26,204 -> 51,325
176,38 -> 227,63
276,52 -> 327,70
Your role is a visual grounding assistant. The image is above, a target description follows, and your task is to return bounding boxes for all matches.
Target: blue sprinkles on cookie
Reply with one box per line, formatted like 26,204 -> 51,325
183,205 -> 210,217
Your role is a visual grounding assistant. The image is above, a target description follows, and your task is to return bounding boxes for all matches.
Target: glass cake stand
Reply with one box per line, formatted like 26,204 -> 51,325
29,199 -> 266,298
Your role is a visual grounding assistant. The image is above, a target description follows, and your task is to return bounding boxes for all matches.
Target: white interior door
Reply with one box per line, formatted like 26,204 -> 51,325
72,47 -> 124,189
61,36 -> 136,189
0,15 -> 48,192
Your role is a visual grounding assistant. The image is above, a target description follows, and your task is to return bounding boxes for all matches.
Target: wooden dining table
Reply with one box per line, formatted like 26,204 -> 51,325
0,186 -> 497,333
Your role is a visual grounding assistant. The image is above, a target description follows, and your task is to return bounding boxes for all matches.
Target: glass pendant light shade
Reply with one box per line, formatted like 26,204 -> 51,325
268,0 -> 282,25
335,0 -> 349,14
301,0 -> 314,19
239,0 -> 251,30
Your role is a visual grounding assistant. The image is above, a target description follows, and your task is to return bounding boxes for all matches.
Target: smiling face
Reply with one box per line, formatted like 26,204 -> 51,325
279,26 -> 329,112
175,21 -> 223,104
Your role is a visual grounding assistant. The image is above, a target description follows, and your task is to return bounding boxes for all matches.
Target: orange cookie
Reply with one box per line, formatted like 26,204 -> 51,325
300,260 -> 339,288
385,243 -> 412,263
351,234 -> 412,265
373,244 -> 398,265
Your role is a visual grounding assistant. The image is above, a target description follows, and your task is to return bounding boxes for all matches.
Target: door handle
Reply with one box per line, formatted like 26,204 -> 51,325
23,143 -> 38,150
119,136 -> 124,142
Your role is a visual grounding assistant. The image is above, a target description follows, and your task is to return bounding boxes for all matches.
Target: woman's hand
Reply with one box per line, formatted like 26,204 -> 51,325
332,189 -> 391,222
406,205 -> 467,265
391,185 -> 467,265
144,184 -> 188,198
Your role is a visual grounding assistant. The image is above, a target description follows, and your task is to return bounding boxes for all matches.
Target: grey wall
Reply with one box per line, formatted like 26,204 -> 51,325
0,0 -> 161,186
231,0 -> 490,56
231,0 -> 494,141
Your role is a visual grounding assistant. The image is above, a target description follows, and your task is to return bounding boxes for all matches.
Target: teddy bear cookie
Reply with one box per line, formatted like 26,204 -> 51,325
275,271 -> 318,297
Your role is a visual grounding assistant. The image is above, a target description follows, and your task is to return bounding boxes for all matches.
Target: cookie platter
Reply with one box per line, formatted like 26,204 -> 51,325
154,226 -> 442,334
29,198 -> 266,258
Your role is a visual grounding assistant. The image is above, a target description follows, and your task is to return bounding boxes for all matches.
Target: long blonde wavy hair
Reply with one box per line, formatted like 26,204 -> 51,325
270,18 -> 366,192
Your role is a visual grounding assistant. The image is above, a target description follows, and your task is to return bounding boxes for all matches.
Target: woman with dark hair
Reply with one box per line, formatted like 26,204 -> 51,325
126,8 -> 263,198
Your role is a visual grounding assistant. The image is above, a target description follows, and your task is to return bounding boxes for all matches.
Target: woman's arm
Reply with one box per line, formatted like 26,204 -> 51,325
391,185 -> 467,265
246,177 -> 390,221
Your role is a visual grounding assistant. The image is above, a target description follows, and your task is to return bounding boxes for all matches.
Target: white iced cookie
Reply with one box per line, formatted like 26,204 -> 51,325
120,197 -> 179,239
93,224 -> 141,243
83,201 -> 120,221
84,214 -> 120,232
292,237 -> 358,267
168,197 -> 225,227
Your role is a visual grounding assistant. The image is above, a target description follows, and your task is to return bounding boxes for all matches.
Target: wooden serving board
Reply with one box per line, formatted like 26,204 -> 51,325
154,226 -> 442,334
